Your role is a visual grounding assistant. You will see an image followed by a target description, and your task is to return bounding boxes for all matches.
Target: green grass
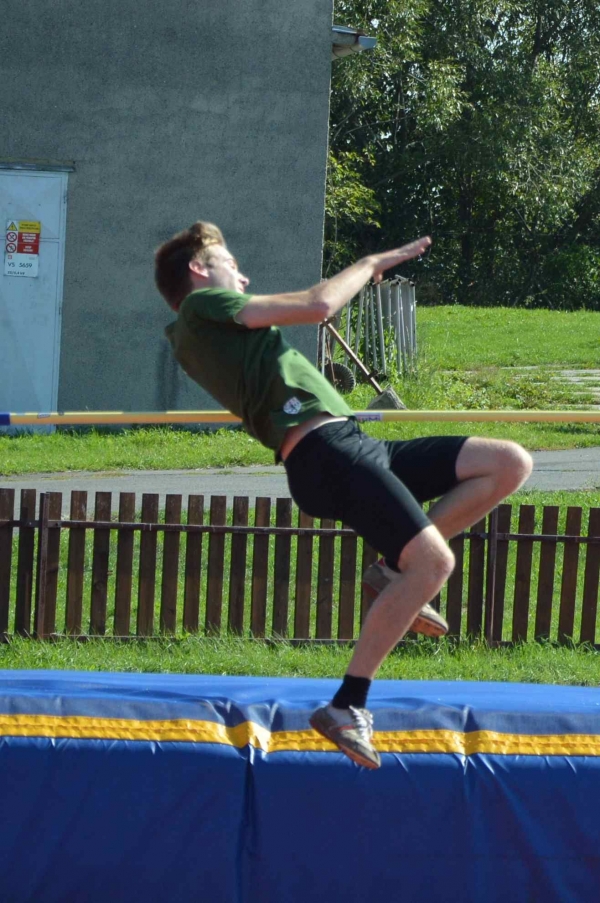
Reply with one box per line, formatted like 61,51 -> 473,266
2,420 -> 600,477
2,304 -> 600,683
0,375 -> 599,475
0,426 -> 273,475
1,635 -> 599,686
418,306 -> 600,369
2,305 -> 600,474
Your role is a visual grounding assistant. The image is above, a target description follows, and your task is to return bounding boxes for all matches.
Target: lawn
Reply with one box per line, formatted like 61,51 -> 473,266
2,307 -> 600,684
1,634 -> 599,686
418,306 -> 600,370
2,487 -> 600,686
2,305 -> 600,474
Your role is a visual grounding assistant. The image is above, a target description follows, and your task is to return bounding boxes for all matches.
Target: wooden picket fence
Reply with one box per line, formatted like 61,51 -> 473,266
0,488 -> 600,645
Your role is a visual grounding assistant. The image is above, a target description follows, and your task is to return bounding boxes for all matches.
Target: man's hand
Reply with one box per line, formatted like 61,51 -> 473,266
369,236 -> 432,284
237,235 -> 433,329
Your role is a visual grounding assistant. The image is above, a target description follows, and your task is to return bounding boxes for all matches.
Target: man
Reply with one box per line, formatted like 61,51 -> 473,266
156,221 -> 533,769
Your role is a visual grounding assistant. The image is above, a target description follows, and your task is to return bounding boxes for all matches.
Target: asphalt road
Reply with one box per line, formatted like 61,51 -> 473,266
3,448 -> 600,514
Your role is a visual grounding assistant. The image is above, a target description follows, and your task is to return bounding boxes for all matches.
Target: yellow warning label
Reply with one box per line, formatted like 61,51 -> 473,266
18,221 -> 41,233
7,221 -> 17,231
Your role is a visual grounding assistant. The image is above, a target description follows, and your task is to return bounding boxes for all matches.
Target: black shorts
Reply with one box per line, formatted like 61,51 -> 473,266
283,419 -> 468,565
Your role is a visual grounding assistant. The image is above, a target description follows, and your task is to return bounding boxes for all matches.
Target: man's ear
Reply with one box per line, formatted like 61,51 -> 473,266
189,258 -> 209,278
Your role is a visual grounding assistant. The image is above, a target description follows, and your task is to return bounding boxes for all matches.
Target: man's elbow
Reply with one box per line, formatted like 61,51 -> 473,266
307,289 -> 332,323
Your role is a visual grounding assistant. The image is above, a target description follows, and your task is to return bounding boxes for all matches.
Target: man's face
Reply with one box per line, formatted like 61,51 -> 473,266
190,244 -> 250,293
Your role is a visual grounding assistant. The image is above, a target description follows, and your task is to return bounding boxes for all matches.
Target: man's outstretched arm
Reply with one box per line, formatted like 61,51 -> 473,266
236,236 -> 431,329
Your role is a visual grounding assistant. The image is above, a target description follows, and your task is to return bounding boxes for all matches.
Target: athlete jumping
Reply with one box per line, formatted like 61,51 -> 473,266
156,222 -> 532,769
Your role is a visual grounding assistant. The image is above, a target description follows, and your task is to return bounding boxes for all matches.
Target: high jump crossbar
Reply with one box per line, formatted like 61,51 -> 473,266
1,410 -> 600,426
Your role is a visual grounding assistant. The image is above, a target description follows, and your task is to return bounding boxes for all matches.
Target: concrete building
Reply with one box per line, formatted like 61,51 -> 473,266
0,0 -> 371,418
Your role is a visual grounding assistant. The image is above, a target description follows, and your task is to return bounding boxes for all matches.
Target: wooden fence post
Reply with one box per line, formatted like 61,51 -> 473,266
512,505 -> 536,642
0,489 -> 15,638
491,504 -> 512,642
580,508 -> 600,645
250,497 -> 271,638
294,510 -> 313,639
206,496 -> 227,635
183,495 -> 204,634
15,489 -> 36,636
114,493 -> 135,636
34,493 -> 49,638
466,518 -> 486,637
558,507 -> 583,644
338,523 -> 357,640
446,533 -> 465,637
484,508 -> 498,645
160,494 -> 182,634
316,518 -> 335,640
272,498 -> 292,638
44,493 -> 63,636
228,496 -> 249,635
360,542 -> 378,627
137,494 -> 158,636
66,491 -> 88,636
534,505 -> 559,641
90,493 -> 112,636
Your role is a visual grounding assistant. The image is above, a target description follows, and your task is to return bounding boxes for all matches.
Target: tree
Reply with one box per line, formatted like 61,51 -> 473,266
327,0 -> 600,308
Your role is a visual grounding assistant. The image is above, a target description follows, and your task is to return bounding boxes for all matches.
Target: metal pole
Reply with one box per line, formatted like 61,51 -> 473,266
394,282 -> 402,373
383,281 -> 392,332
375,284 -> 386,376
398,283 -> 408,375
369,286 -> 379,372
4,409 -> 600,426
401,281 -> 412,369
345,298 -> 352,367
354,289 -> 365,377
409,282 -> 417,362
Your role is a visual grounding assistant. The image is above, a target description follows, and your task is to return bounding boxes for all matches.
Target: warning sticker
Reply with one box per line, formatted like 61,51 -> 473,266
4,219 -> 41,277
18,221 -> 41,233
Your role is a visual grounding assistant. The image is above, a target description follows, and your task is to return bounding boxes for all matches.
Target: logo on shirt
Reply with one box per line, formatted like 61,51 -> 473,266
283,397 -> 302,415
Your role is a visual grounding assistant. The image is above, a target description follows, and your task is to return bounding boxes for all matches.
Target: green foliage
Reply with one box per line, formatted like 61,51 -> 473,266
324,151 -> 381,274
328,0 -> 600,308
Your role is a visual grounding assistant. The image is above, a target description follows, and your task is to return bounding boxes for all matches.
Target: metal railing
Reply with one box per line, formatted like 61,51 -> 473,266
321,278 -> 417,381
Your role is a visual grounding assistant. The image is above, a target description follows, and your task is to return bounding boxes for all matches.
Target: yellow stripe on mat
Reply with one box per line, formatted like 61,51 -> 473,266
1,714 -> 600,757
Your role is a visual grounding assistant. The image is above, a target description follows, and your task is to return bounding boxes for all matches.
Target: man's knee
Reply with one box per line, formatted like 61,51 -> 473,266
399,526 -> 455,593
458,437 -> 533,493
494,441 -> 533,492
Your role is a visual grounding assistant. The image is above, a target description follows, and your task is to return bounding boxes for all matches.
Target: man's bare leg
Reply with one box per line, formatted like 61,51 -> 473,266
363,437 -> 532,637
310,439 -> 532,766
310,525 -> 454,767
346,525 -> 454,678
427,437 -> 532,540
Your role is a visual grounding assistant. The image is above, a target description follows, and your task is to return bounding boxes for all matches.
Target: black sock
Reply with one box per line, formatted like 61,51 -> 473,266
331,674 -> 372,710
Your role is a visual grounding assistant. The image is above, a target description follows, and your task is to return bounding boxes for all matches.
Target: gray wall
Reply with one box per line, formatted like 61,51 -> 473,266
2,0 -> 334,411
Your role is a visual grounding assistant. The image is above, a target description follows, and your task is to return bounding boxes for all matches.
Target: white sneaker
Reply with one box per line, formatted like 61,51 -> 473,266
309,704 -> 381,769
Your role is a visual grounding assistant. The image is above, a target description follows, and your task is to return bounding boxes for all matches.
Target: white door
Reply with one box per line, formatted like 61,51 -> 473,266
0,169 -> 67,416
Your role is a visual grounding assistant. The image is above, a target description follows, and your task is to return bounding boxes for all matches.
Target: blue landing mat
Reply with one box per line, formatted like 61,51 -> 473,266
0,671 -> 599,903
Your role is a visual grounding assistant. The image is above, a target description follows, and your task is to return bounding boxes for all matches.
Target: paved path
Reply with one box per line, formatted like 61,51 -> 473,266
3,449 -> 600,514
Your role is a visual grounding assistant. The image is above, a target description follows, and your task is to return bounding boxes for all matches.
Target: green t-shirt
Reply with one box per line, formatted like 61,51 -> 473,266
165,288 -> 352,455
